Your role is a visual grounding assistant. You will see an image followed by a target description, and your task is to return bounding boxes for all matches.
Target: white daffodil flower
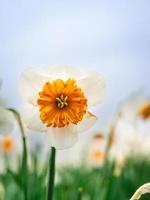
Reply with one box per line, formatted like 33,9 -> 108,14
118,90 -> 150,122
88,133 -> 106,166
20,65 -> 106,149
0,106 -> 14,135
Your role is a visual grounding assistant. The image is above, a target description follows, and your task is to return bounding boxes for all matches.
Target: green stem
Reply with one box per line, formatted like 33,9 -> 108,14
4,152 -> 9,171
77,187 -> 83,200
47,147 -> 56,200
8,108 -> 28,200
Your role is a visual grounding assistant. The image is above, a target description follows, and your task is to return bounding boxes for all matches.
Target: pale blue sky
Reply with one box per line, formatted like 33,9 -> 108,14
0,0 -> 150,123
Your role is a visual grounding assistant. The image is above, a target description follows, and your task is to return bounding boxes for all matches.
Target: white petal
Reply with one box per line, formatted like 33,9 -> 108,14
77,112 -> 97,133
19,67 -> 52,104
44,64 -> 81,80
0,107 -> 14,135
78,71 -> 106,107
46,125 -> 78,150
21,103 -> 47,132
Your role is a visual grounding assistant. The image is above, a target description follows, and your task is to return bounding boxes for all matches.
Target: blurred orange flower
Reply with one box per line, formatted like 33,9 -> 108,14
91,149 -> 105,163
1,136 -> 14,153
89,133 -> 106,166
138,102 -> 150,120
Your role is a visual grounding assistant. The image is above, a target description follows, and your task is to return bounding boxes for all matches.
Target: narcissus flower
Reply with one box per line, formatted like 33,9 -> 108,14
0,136 -> 14,153
115,93 -> 150,156
89,133 -> 106,166
91,149 -> 105,163
0,107 -> 14,135
20,65 -> 106,149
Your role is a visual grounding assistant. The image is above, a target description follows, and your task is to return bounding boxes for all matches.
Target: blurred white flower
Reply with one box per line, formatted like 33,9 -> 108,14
0,136 -> 14,153
118,89 -> 145,122
20,65 -> 106,149
0,106 -> 14,135
110,117 -> 137,160
111,92 -> 150,159
0,131 -> 22,172
0,81 -> 14,135
88,133 -> 106,166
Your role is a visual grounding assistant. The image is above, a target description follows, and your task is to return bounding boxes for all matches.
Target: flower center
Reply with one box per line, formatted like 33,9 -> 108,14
37,79 -> 87,128
138,102 -> 150,119
91,149 -> 105,162
2,137 -> 14,153
56,94 -> 68,109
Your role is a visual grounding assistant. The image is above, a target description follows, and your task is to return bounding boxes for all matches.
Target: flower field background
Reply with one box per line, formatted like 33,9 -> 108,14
0,86 -> 150,199
0,74 -> 150,200
1,152 -> 150,200
1,1 -> 150,199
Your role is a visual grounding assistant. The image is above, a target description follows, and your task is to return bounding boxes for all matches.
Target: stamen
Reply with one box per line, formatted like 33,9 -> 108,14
56,94 -> 68,109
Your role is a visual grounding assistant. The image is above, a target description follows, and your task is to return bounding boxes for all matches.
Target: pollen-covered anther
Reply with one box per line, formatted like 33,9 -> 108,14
56,94 -> 68,109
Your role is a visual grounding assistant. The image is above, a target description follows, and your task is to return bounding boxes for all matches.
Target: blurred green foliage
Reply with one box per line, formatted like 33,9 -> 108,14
0,156 -> 150,200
